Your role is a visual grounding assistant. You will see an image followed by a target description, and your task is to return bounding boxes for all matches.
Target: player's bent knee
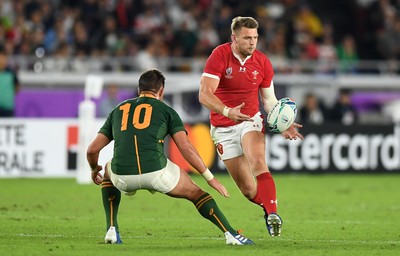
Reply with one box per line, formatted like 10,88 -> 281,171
242,191 -> 255,200
239,184 -> 256,199
249,159 -> 268,173
168,183 -> 203,201
180,180 -> 204,201
189,188 -> 205,202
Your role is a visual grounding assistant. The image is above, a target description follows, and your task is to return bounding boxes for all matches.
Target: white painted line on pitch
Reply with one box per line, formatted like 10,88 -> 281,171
1,214 -> 387,225
279,238 -> 400,245
11,233 -> 400,245
14,233 -> 224,241
290,220 -> 381,224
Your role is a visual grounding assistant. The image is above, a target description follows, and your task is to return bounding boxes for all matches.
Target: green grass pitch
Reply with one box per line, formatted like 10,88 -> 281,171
1,174 -> 399,256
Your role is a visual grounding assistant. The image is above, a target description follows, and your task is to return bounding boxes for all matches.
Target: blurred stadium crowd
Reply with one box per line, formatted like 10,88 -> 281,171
1,0 -> 399,73
1,0 -> 400,123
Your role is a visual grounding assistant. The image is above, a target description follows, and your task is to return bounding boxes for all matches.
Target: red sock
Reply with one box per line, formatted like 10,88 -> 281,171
250,172 -> 277,215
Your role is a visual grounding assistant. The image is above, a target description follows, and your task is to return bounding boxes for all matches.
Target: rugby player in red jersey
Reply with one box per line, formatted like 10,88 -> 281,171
199,16 -> 304,237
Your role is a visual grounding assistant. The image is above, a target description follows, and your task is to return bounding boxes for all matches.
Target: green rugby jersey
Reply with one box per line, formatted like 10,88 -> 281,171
99,94 -> 186,175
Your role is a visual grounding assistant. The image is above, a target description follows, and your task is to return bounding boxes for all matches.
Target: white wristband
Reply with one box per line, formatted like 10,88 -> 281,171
201,168 -> 214,181
222,106 -> 231,117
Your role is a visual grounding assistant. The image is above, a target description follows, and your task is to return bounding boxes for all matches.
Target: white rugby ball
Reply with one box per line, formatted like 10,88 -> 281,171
267,97 -> 297,133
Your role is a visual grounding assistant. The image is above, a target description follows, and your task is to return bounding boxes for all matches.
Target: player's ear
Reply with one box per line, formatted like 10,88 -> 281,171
231,34 -> 236,42
158,87 -> 164,100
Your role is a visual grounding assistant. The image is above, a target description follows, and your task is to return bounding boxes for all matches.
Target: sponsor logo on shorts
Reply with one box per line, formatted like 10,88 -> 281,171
216,143 -> 224,155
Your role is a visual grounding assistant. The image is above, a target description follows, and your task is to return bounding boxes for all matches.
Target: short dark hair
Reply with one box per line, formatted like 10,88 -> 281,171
231,16 -> 259,34
138,69 -> 165,93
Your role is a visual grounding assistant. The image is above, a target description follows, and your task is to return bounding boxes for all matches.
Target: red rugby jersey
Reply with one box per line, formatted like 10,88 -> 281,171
202,43 -> 274,127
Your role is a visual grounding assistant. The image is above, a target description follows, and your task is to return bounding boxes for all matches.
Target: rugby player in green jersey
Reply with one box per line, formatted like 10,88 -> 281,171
87,69 -> 253,245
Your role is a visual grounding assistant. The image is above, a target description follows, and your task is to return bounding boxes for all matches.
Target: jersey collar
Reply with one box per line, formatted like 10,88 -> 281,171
139,93 -> 157,99
231,46 -> 252,66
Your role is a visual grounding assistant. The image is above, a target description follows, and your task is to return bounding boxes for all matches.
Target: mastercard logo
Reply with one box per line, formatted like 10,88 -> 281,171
168,123 -> 215,173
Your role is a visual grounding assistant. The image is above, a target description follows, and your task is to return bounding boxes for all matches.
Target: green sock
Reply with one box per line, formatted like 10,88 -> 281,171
193,193 -> 236,234
101,179 -> 121,232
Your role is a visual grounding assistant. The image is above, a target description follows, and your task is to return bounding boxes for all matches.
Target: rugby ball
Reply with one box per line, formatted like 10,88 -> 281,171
267,98 -> 297,133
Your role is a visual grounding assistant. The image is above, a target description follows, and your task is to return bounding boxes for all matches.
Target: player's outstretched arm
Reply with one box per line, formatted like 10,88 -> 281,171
260,83 -> 278,113
226,102 -> 253,122
199,76 -> 223,113
171,130 -> 230,197
199,76 -> 251,122
281,122 -> 304,140
207,178 -> 229,197
260,86 -> 304,140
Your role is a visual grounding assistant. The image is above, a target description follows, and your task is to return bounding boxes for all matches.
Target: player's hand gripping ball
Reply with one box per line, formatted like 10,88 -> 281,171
267,97 -> 297,133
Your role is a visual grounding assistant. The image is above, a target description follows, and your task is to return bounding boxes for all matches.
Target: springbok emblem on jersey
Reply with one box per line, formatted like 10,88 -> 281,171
252,70 -> 259,80
225,67 -> 233,79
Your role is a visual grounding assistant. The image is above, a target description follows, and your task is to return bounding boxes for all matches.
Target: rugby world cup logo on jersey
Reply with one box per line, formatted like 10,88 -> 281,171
225,67 -> 233,79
